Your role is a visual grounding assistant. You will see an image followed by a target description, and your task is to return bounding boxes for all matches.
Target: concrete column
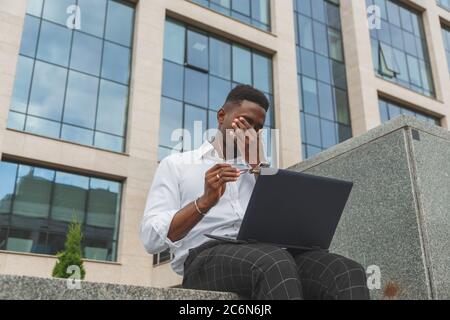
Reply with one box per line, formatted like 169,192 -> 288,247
340,0 -> 381,136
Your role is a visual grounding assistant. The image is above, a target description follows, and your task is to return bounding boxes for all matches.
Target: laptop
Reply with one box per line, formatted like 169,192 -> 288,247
205,168 -> 353,252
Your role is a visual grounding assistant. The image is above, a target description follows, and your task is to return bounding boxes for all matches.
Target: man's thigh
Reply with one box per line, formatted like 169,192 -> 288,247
293,250 -> 369,300
182,241 -> 298,297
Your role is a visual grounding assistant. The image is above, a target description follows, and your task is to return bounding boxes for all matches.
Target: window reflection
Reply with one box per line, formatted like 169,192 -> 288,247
367,0 -> 434,96
101,41 -> 131,84
378,98 -> 440,126
28,61 -> 67,121
159,19 -> 275,163
295,0 -> 352,159
190,0 -> 271,31
37,20 -> 72,67
105,0 -> 134,47
8,0 -> 135,153
70,32 -> 103,76
0,161 -> 121,261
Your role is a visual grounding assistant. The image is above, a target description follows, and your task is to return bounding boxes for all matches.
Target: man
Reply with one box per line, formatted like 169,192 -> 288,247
141,85 -> 370,300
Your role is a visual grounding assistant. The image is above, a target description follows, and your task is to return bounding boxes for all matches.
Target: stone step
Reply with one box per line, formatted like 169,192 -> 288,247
0,274 -> 239,300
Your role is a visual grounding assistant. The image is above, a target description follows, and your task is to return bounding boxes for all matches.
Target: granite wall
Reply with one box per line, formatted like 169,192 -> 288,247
290,115 -> 450,300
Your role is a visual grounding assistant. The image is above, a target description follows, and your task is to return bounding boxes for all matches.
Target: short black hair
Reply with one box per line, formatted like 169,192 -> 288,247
224,85 -> 270,111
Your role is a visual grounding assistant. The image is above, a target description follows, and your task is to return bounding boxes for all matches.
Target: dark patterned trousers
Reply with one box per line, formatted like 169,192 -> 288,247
182,241 -> 370,300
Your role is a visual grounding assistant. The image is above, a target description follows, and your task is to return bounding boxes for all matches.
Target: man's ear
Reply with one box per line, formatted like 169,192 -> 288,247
217,108 -> 226,126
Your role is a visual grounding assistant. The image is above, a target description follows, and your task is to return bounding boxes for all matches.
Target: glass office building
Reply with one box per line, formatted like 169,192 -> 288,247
0,0 -> 448,286
293,0 -> 352,159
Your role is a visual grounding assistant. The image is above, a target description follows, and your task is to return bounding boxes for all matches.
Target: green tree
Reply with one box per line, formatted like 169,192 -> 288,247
52,218 -> 86,279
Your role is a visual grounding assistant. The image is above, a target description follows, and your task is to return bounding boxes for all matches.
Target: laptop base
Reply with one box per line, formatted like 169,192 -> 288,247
204,234 -> 329,252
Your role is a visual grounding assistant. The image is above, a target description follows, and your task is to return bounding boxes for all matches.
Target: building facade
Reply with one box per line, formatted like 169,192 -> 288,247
0,0 -> 449,288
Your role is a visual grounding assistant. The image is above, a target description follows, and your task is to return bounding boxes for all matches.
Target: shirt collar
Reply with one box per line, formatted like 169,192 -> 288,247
195,139 -> 245,163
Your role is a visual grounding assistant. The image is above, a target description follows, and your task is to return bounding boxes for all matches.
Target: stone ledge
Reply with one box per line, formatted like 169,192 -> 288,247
0,274 -> 239,300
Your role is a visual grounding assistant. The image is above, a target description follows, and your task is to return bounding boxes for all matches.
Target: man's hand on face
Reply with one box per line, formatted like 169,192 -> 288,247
230,117 -> 266,168
198,164 -> 240,212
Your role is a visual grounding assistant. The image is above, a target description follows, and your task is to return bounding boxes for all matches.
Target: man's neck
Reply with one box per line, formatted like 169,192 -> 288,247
211,135 -> 239,161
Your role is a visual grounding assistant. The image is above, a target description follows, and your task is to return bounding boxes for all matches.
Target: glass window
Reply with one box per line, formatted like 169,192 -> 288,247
232,0 -> 250,15
164,20 -> 185,65
26,0 -> 43,17
36,20 -> 72,67
379,97 -> 440,125
42,0 -> 75,26
70,32 -> 103,76
159,18 -> 275,163
210,37 -> 231,80
162,61 -> 184,100
304,114 -> 321,146
192,0 -> 271,30
63,71 -> 99,129
313,21 -> 328,57
77,0 -> 107,38
7,112 -> 26,131
295,0 -> 352,159
437,0 -> 450,11
0,162 -> 17,214
442,25 -> 450,73
101,41 -> 131,84
232,45 -> 252,84
13,165 -> 54,218
187,30 -> 209,70
321,119 -> 337,148
369,0 -> 434,96
328,27 -> 343,62
318,82 -> 334,121
209,76 -> 231,110
94,132 -> 124,153
302,76 -> 319,115
52,172 -> 88,223
252,52 -> 272,93
159,97 -> 183,150
185,69 -> 208,108
334,88 -> 350,125
298,14 -> 314,50
87,178 -> 120,229
316,55 -> 331,84
300,48 -> 316,78
183,104 -> 207,151
10,56 -> 34,113
379,42 -> 400,77
28,61 -> 67,121
61,124 -> 94,146
105,0 -> 134,47
96,80 -> 128,137
19,15 -> 40,58
326,1 -> 341,30
25,115 -> 61,138
311,0 -> 326,23
9,0 -> 135,153
296,0 -> 311,16
0,161 -> 122,261
251,0 -> 270,25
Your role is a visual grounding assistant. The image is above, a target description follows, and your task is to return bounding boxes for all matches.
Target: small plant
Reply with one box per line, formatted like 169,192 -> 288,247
52,216 -> 86,280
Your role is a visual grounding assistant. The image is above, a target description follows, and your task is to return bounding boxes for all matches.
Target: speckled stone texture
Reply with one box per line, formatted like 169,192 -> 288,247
0,274 -> 239,300
289,115 -> 450,300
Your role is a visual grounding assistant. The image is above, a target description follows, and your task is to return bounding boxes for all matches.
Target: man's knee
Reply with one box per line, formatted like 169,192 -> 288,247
249,245 -> 298,276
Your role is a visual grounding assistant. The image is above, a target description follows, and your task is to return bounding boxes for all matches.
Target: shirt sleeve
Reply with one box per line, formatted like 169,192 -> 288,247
140,156 -> 184,254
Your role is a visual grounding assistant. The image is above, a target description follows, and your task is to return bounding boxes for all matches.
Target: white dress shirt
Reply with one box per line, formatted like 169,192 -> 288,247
140,140 -> 256,276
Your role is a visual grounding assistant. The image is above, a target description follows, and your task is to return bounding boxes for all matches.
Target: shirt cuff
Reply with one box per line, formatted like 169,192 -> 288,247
152,209 -> 184,249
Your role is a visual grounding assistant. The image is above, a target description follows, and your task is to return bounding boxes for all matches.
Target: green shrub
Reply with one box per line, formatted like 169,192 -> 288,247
52,218 -> 86,280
